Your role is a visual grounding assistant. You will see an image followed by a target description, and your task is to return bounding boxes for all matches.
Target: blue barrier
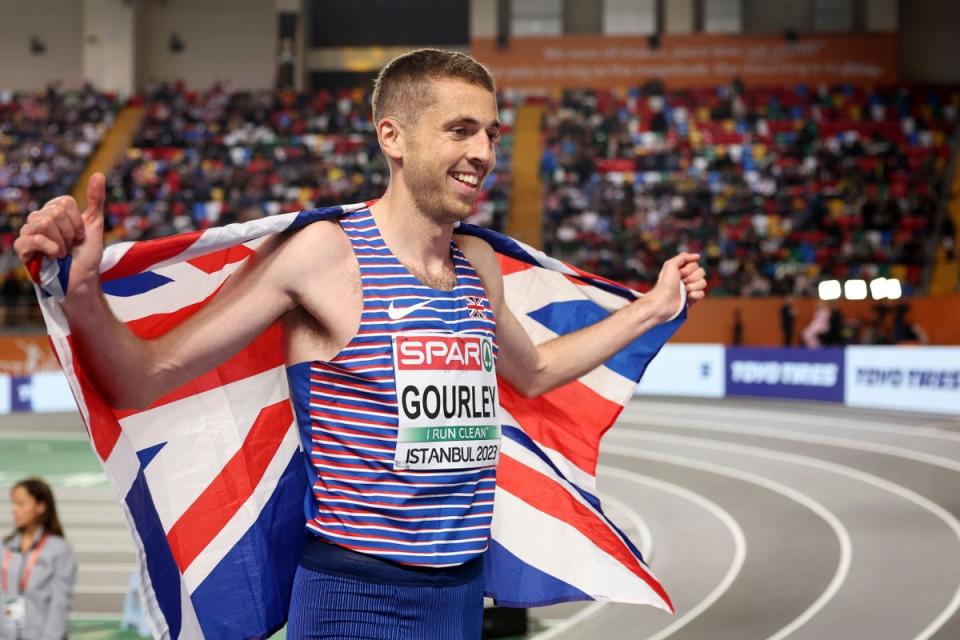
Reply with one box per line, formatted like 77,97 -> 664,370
2,345 -> 957,416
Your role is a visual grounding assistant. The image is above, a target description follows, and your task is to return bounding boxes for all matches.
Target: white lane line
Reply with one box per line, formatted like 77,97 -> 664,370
601,468 -> 748,640
0,430 -> 87,440
620,415 -> 960,474
530,470 -> 747,640
626,404 -> 960,443
610,431 -> 960,640
603,447 -> 849,640
529,490 -> 657,639
600,492 -> 655,560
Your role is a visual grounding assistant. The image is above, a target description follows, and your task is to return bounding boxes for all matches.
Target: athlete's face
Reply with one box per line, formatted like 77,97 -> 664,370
10,486 -> 45,531
401,78 -> 500,224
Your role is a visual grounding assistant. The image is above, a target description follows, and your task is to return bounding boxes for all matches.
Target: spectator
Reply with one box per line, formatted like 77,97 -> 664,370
1,478 -> 77,640
731,307 -> 744,345
780,297 -> 797,346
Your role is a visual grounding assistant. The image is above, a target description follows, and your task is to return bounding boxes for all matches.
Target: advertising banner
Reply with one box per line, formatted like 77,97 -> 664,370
726,347 -> 844,403
471,33 -> 897,89
845,347 -> 960,415
636,344 -> 725,398
0,335 -> 60,376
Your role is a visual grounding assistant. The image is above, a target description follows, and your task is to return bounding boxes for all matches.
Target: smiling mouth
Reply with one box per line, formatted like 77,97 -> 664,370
450,171 -> 481,188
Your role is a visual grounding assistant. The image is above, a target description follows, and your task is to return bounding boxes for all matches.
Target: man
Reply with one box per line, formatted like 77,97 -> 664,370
15,49 -> 705,639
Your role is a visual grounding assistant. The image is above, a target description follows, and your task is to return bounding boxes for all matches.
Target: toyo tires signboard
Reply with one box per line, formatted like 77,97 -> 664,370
726,347 -> 845,403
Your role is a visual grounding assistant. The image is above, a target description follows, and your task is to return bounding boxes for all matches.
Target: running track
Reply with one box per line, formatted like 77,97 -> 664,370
3,398 -> 960,638
531,397 -> 960,640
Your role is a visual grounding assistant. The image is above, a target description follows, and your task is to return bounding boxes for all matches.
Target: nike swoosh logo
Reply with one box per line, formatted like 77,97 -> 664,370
386,299 -> 435,320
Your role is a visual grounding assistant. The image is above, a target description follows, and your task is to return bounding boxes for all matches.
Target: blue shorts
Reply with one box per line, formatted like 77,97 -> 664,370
286,536 -> 484,640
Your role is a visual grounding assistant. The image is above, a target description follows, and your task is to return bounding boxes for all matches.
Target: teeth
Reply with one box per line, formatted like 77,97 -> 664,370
451,172 -> 479,186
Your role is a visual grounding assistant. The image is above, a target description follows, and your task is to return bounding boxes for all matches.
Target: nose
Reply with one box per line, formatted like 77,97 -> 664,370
466,131 -> 495,172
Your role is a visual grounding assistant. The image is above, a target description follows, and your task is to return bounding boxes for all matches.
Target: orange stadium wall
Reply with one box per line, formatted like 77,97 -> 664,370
0,294 -> 956,378
673,294 -> 960,346
471,33 -> 898,89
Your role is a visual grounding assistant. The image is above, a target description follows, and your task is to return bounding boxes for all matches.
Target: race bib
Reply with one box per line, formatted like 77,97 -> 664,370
393,333 -> 500,471
2,596 -> 25,628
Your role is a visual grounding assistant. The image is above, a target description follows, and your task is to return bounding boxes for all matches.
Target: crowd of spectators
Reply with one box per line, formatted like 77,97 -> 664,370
102,83 -> 514,244
540,82 -> 958,296
0,86 -> 120,325
2,78 -> 955,326
0,83 -> 515,326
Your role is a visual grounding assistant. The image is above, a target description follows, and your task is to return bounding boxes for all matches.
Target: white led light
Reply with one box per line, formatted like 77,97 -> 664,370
886,278 -> 902,300
844,279 -> 868,300
869,277 -> 887,300
818,280 -> 841,301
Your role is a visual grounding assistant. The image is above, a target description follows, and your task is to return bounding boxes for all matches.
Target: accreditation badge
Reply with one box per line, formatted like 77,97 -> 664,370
392,333 -> 500,471
2,596 -> 25,629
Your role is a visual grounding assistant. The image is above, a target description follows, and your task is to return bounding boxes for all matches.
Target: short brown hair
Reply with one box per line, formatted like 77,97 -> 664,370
371,48 -> 496,125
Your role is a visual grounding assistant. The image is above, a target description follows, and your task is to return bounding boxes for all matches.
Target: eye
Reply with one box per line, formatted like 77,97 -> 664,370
451,127 -> 467,137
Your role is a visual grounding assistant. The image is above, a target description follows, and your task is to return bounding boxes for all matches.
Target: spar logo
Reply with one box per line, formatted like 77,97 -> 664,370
397,336 -> 495,372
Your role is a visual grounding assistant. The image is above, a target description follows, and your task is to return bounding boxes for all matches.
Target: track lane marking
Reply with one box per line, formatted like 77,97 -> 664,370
602,448 -> 848,640
609,431 -> 960,640
627,403 -> 960,443
620,415 -> 960,474
529,491 -> 655,638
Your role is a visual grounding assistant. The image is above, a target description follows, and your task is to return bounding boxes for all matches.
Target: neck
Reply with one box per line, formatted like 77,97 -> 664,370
19,525 -> 39,549
370,183 -> 456,269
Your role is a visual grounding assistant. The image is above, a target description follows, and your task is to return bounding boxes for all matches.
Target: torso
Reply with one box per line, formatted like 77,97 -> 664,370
283,207 -> 501,567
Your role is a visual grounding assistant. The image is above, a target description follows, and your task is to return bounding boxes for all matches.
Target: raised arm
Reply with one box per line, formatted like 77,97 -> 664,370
458,236 -> 706,398
14,174 -> 313,409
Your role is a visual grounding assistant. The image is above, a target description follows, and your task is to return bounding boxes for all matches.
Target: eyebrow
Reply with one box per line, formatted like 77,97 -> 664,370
442,116 -> 502,132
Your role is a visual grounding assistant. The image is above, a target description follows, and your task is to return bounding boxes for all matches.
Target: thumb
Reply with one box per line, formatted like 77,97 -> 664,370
84,172 -> 106,221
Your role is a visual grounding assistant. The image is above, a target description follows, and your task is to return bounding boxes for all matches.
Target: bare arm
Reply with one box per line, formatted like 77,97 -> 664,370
15,174 -> 342,409
458,236 -> 706,398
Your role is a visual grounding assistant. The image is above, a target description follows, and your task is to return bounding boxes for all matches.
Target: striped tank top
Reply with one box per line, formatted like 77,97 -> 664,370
286,207 -> 500,567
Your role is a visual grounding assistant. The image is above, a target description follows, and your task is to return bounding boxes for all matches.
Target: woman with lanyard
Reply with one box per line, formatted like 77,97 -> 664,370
1,478 -> 76,640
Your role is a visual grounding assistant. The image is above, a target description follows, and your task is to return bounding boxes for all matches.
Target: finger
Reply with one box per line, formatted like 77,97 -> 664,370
688,290 -> 706,303
85,172 -> 106,221
50,206 -> 77,249
679,262 -> 700,277
28,216 -> 68,259
683,268 -> 706,283
671,252 -> 701,268
60,196 -> 85,242
15,234 -> 61,261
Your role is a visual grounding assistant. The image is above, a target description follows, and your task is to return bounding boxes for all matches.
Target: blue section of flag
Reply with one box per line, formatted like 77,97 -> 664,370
125,469 -> 182,639
136,442 -> 167,469
526,300 -> 684,381
56,256 -> 72,297
289,205 -> 349,231
484,539 -> 591,607
190,451 -> 307,639
101,271 -> 173,297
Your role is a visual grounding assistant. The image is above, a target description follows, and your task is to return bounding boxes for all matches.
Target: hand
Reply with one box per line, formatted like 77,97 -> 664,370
14,173 -> 106,295
645,252 -> 707,322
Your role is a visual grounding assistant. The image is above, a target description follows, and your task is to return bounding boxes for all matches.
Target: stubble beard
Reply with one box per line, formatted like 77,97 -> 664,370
404,155 -> 475,226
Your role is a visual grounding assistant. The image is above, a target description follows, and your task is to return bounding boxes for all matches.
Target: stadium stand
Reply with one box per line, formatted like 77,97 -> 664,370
0,86 -> 120,325
103,84 -> 514,243
539,83 -> 959,297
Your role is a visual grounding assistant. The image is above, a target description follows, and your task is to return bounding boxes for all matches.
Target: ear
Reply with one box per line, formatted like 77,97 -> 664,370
377,117 -> 404,163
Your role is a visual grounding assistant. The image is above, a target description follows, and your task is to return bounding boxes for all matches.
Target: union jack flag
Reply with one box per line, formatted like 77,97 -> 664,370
466,296 -> 487,319
32,204 -> 680,638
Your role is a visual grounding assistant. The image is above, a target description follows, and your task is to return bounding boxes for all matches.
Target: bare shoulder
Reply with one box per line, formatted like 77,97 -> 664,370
455,232 -> 500,276
276,218 -> 352,264
259,219 -> 354,288
455,231 -> 503,300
